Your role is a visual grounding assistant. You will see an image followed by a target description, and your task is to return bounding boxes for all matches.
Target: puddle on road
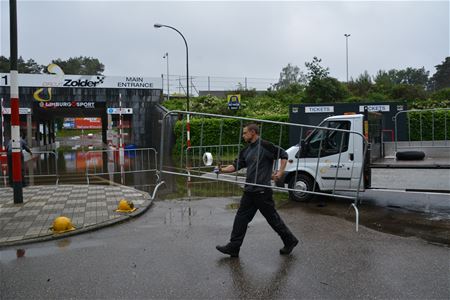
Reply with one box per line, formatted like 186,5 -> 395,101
157,176 -> 450,246
280,197 -> 450,246
0,238 -> 105,263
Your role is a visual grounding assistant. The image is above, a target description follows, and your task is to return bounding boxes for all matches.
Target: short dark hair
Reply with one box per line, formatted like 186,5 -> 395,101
244,123 -> 259,135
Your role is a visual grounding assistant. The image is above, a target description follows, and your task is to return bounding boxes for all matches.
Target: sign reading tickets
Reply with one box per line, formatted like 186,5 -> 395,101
358,105 -> 390,112
227,94 -> 241,110
305,106 -> 334,113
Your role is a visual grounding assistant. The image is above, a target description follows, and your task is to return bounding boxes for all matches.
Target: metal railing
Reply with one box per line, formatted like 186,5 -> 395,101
184,144 -> 241,171
0,150 -> 59,186
160,111 -> 369,231
85,147 -> 159,189
394,108 -> 450,152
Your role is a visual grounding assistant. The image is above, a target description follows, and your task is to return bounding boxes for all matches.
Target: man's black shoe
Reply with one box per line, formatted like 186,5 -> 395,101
280,239 -> 299,255
216,244 -> 239,257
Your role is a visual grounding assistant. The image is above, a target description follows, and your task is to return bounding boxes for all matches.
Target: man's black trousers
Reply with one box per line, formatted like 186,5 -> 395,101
229,189 -> 296,249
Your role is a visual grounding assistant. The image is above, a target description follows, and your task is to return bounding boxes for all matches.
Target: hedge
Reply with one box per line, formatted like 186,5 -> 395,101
408,109 -> 450,141
173,114 -> 290,155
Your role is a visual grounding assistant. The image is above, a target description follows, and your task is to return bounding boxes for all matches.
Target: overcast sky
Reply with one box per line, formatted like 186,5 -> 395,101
1,0 -> 449,86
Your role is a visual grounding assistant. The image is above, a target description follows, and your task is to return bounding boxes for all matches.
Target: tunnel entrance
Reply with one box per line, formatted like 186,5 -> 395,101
0,72 -> 163,149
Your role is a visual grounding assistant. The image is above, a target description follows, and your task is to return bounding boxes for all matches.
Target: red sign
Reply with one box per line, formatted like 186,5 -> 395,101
74,118 -> 102,129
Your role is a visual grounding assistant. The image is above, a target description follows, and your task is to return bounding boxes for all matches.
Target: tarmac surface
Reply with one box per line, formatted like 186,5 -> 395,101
0,196 -> 449,299
0,184 -> 152,247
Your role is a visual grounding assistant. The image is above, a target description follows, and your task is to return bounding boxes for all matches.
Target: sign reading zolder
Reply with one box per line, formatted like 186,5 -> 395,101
0,73 -> 159,89
305,106 -> 334,113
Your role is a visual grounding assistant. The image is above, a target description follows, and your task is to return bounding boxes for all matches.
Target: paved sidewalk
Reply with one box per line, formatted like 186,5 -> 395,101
0,184 -> 153,247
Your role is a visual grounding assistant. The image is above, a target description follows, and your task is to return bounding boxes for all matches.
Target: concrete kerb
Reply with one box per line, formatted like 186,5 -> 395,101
0,189 -> 155,249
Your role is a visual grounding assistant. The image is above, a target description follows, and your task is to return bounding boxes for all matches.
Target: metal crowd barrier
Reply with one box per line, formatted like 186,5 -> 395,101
0,150 -> 59,186
394,108 -> 450,152
85,147 -> 159,189
160,111 -> 369,231
184,144 -> 241,171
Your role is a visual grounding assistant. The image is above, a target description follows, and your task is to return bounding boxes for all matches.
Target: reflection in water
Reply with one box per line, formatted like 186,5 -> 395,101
56,238 -> 71,249
218,256 -> 297,298
16,249 -> 26,258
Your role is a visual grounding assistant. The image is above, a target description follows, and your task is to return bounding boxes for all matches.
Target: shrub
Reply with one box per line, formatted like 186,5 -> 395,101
173,114 -> 290,156
408,109 -> 450,141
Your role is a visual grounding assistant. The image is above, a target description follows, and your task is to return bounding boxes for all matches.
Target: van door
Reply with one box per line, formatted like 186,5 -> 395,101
302,120 -> 355,191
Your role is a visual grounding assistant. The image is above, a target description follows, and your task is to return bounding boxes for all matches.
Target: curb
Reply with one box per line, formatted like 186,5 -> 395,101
0,193 -> 155,249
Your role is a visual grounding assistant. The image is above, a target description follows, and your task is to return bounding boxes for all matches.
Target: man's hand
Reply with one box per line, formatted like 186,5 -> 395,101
219,164 -> 236,174
272,170 -> 284,182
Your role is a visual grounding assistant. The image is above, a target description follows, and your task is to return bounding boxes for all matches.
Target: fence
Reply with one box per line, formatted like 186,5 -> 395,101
160,111 -> 369,231
161,75 -> 277,97
0,150 -> 59,187
394,108 -> 450,152
85,148 -> 159,191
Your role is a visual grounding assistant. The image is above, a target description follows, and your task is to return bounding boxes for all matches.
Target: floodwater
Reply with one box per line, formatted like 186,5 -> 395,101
7,143 -> 450,247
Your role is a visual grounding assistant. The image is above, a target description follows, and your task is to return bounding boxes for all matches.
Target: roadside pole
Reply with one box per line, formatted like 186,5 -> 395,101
118,93 -> 124,165
9,0 -> 23,203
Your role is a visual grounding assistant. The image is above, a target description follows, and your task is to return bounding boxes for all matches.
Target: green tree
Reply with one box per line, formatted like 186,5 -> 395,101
374,68 -> 428,86
347,71 -> 373,97
0,55 -> 44,73
48,56 -> 104,75
273,63 -> 307,90
305,56 -> 329,81
396,67 -> 429,86
430,88 -> 450,101
429,57 -> 450,90
303,57 -> 347,103
373,68 -> 426,98
305,77 -> 348,103
390,84 -> 427,101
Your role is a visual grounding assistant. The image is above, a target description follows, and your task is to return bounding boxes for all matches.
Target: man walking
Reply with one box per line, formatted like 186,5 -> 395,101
216,123 -> 298,257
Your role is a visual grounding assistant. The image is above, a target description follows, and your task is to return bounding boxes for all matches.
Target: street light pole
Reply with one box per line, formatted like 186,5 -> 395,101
344,33 -> 351,83
154,24 -> 189,111
163,52 -> 170,100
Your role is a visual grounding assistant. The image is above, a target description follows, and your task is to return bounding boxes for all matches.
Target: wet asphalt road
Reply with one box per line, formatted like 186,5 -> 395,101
0,197 -> 449,299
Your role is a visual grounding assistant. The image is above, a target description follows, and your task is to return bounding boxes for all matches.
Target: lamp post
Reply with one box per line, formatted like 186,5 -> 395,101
154,24 -> 189,111
163,52 -> 170,100
344,33 -> 351,82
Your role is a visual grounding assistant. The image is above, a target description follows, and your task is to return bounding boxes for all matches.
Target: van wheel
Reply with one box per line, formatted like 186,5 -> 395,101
288,174 -> 315,202
396,151 -> 425,161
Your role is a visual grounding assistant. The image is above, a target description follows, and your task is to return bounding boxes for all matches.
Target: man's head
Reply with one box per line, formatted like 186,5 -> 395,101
242,123 -> 259,143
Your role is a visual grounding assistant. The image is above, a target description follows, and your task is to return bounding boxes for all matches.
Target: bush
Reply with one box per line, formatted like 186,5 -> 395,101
430,88 -> 450,101
408,109 -> 450,140
173,114 -> 290,156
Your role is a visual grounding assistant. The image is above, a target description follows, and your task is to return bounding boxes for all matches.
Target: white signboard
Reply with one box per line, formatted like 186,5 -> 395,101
0,73 -> 160,89
107,108 -> 133,114
305,106 -> 334,113
38,101 -> 96,108
1,107 -> 31,114
359,105 -> 390,112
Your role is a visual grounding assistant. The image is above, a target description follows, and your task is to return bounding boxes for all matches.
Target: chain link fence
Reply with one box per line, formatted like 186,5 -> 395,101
159,75 -> 277,97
